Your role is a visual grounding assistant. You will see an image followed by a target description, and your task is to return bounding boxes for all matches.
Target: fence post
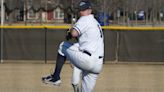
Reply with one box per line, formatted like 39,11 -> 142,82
115,31 -> 120,63
44,27 -> 47,63
1,0 -> 4,63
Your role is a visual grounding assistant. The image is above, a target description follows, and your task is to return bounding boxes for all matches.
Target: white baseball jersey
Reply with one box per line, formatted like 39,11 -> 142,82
73,14 -> 104,57
58,14 -> 104,92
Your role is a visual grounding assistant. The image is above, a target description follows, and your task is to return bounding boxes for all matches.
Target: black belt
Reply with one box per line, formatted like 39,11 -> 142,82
83,50 -> 103,59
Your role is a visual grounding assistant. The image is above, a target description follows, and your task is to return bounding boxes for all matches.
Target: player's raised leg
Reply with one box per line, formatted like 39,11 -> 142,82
42,53 -> 66,86
42,41 -> 69,85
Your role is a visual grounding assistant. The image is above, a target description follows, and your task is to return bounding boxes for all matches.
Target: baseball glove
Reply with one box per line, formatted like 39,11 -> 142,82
66,30 -> 72,41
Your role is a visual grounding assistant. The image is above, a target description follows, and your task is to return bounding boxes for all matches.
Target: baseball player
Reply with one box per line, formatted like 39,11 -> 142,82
42,1 -> 104,92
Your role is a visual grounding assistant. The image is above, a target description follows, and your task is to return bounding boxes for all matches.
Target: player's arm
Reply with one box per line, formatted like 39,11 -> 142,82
70,28 -> 79,38
66,27 -> 79,41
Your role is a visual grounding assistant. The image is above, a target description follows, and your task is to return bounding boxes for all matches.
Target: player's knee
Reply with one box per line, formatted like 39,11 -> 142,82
58,41 -> 65,56
58,41 -> 72,56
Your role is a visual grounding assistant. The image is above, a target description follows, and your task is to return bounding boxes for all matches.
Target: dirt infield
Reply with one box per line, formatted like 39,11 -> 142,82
0,62 -> 164,92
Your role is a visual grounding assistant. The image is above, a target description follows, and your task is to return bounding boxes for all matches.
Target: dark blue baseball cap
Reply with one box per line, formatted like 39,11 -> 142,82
78,0 -> 92,11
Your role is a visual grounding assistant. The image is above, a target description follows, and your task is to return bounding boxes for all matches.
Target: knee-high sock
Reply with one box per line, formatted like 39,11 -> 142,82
52,53 -> 66,80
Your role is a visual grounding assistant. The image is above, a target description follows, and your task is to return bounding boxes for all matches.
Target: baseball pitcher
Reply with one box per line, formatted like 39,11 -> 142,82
42,1 -> 104,92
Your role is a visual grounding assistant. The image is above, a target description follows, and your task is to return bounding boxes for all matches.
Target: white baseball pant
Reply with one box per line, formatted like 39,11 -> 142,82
58,41 -> 103,92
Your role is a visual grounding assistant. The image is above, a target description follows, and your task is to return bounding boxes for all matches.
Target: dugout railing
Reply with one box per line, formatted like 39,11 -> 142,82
1,26 -> 164,63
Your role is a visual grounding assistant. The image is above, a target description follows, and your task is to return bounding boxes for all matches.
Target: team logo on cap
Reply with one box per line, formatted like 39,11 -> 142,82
80,2 -> 86,6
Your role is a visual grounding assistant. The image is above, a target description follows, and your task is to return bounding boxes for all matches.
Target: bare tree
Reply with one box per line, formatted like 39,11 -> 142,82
3,0 -> 164,25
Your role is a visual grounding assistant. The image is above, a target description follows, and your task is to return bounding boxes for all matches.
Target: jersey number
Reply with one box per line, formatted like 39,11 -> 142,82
97,24 -> 103,38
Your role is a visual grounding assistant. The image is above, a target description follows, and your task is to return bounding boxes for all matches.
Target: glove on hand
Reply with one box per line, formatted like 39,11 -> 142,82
66,30 -> 72,41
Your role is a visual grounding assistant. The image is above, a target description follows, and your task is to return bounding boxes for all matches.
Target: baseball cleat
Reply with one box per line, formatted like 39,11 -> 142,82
42,75 -> 61,86
44,78 -> 62,86
42,75 -> 53,83
50,79 -> 62,86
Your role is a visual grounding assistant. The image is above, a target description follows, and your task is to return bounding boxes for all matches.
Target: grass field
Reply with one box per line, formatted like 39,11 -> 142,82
0,61 -> 164,92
